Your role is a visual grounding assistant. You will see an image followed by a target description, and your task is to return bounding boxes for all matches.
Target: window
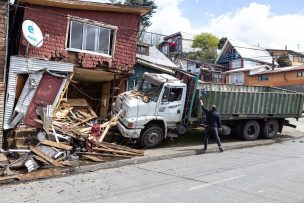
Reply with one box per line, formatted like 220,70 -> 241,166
162,45 -> 168,56
298,56 -> 303,63
229,72 -> 244,85
162,87 -> 183,102
289,54 -> 294,62
136,45 -> 149,55
68,20 -> 116,56
297,71 -> 304,77
231,59 -> 242,69
258,75 -> 269,81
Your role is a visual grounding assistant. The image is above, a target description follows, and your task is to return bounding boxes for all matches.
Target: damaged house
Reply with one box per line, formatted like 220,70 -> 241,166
4,0 -> 150,149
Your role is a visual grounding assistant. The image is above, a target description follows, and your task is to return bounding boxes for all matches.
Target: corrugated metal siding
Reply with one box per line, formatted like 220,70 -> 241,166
4,56 -> 74,129
199,83 -> 304,119
0,84 -> 5,148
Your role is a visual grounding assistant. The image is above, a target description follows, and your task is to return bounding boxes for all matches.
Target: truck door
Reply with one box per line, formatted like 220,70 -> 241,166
156,86 -> 186,127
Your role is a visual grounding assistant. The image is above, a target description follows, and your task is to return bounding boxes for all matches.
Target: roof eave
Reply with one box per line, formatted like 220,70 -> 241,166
19,0 -> 151,16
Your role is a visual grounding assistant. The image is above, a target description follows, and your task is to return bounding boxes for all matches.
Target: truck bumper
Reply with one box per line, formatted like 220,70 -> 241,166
118,122 -> 142,139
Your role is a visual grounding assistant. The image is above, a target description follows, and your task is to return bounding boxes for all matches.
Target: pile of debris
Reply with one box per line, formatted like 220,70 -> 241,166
0,99 -> 143,182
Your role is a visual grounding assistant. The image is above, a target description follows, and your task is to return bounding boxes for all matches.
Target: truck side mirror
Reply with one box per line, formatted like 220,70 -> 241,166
169,92 -> 175,102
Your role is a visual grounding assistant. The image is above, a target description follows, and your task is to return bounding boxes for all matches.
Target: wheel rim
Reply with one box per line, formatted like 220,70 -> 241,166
247,125 -> 256,136
267,123 -> 275,134
145,130 -> 161,145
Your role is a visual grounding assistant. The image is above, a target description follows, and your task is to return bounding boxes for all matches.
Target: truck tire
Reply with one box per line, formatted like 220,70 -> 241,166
140,124 -> 164,148
242,120 -> 260,140
261,119 -> 279,139
176,124 -> 188,135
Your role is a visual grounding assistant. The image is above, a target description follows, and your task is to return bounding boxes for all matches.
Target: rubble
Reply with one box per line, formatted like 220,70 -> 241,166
0,98 -> 144,183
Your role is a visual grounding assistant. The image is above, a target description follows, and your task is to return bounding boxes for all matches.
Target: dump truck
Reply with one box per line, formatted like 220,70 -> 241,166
113,70 -> 304,148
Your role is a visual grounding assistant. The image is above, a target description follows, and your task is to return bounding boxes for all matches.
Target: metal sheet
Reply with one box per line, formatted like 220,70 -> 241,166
199,85 -> 304,120
4,56 -> 74,129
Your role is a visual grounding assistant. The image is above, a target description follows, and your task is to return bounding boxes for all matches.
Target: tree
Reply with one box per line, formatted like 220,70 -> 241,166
277,54 -> 292,67
109,0 -> 157,31
192,33 -> 219,63
218,37 -> 227,50
125,0 -> 157,30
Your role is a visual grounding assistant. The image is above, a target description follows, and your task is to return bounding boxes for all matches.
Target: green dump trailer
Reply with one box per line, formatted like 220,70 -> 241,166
176,71 -> 304,140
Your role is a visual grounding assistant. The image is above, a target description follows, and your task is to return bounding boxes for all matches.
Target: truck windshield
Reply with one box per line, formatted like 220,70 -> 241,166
137,79 -> 162,102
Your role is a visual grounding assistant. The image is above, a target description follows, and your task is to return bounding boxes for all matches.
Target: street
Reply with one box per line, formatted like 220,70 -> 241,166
2,137 -> 304,203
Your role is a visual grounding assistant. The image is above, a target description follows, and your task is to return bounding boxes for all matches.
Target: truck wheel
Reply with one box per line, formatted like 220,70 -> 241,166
243,120 -> 260,140
261,119 -> 279,139
176,124 -> 188,135
140,124 -> 164,148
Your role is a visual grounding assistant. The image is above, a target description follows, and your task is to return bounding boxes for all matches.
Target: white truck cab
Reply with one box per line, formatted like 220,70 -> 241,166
113,72 -> 187,148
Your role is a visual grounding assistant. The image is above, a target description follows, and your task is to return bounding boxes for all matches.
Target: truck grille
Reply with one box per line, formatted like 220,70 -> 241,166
114,94 -> 128,115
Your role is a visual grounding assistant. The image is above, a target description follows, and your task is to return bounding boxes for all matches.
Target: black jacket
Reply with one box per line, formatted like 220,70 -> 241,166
202,106 -> 221,128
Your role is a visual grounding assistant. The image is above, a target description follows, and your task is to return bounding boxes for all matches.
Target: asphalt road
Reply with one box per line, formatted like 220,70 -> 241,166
2,138 -> 304,203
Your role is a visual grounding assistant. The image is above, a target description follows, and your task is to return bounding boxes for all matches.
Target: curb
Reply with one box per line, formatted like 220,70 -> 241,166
63,135 -> 304,174
1,135 -> 303,185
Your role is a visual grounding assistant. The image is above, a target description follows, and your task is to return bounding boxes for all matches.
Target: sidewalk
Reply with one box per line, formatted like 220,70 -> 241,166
62,125 -> 304,172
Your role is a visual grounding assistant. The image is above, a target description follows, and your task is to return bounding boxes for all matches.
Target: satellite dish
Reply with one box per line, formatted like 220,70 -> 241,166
22,20 -> 44,48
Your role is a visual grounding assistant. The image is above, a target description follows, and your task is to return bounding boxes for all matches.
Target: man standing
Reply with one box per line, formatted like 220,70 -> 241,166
200,100 -> 223,153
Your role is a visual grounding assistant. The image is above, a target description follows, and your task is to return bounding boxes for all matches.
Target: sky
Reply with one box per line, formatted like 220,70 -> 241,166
71,0 -> 304,51
148,0 -> 304,51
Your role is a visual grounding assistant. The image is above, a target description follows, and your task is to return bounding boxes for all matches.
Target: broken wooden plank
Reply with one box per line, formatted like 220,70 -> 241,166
34,156 -> 49,165
98,110 -> 123,143
76,152 -> 131,159
0,153 -> 7,162
54,72 -> 75,111
92,147 -> 141,156
41,140 -> 73,151
82,155 -> 105,162
98,142 -> 144,155
16,169 -> 62,181
29,146 -> 65,167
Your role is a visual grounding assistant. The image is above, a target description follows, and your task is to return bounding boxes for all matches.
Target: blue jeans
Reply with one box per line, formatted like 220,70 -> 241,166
204,127 -> 222,149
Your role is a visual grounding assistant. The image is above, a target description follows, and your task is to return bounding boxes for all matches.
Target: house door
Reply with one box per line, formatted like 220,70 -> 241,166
23,72 -> 64,128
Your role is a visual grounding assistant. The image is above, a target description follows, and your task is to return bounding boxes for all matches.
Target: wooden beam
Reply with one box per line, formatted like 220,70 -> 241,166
82,155 -> 105,162
41,140 -> 73,151
29,146 -> 65,167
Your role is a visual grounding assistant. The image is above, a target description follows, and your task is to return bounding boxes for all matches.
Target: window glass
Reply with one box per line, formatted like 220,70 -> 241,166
297,72 -> 303,78
70,21 -> 83,50
161,87 -> 183,102
99,28 -> 110,54
84,24 -> 97,51
69,20 -> 114,56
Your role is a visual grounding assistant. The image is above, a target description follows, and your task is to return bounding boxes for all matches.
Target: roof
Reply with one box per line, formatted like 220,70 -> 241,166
162,31 -> 199,53
250,65 -> 304,76
19,0 -> 151,16
224,65 -> 271,74
216,39 -> 275,65
136,46 -> 177,73
266,49 -> 304,57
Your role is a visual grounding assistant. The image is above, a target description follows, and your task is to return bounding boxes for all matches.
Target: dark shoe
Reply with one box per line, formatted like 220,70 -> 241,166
219,147 -> 224,152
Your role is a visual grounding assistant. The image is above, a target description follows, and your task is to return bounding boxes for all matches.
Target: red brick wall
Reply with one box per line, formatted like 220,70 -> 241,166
0,1 -> 7,82
20,5 -> 140,73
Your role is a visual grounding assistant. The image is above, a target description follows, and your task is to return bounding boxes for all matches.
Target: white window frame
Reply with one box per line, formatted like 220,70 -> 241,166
229,72 -> 244,85
231,59 -> 242,69
66,17 -> 117,57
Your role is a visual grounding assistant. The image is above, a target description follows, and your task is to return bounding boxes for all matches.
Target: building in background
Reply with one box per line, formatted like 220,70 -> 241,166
267,49 -> 304,67
128,43 -> 177,90
247,65 -> 304,92
216,39 -> 277,85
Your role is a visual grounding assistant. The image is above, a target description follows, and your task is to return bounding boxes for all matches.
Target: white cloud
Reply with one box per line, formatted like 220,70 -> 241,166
203,3 -> 304,51
148,0 -> 195,35
149,2 -> 304,51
